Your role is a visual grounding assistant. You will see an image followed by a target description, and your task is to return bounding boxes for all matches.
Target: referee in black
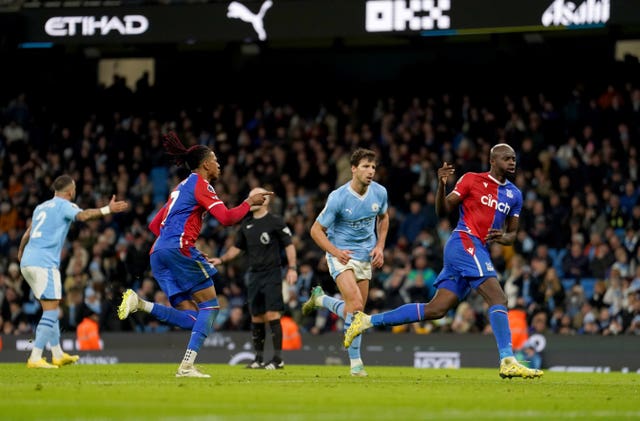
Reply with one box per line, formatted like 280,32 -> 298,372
212,187 -> 298,369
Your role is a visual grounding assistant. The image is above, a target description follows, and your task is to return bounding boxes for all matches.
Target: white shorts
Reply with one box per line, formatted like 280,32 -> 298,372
20,266 -> 62,300
326,255 -> 372,282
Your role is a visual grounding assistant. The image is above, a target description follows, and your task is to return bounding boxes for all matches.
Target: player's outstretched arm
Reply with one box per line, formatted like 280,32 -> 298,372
76,195 -> 130,222
209,190 -> 274,226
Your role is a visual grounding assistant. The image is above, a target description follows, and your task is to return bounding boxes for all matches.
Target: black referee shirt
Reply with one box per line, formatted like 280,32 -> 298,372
235,213 -> 293,273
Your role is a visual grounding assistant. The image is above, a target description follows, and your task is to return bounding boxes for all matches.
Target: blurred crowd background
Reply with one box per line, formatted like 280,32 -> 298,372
1,57 -> 640,349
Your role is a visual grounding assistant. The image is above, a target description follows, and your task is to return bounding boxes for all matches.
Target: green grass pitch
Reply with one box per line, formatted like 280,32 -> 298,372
1,363 -> 638,420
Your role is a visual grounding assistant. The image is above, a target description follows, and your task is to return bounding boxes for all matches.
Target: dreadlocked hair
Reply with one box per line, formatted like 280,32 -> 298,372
162,131 -> 211,170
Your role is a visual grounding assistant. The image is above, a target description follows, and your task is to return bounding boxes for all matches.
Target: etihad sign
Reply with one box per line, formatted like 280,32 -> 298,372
44,15 -> 149,37
542,0 -> 610,27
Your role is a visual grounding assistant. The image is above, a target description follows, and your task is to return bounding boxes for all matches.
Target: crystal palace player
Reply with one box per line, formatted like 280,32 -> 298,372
117,132 -> 272,378
344,144 -> 543,379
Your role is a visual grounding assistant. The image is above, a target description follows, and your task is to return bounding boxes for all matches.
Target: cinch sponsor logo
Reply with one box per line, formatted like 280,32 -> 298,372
541,0 -> 610,27
481,194 -> 511,214
44,15 -> 149,37
365,0 -> 451,33
414,351 -> 460,368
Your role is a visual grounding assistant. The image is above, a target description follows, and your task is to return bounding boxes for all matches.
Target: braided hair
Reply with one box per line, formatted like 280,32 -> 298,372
162,131 -> 211,171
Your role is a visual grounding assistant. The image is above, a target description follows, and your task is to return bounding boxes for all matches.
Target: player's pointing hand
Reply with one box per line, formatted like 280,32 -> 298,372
438,162 -> 455,184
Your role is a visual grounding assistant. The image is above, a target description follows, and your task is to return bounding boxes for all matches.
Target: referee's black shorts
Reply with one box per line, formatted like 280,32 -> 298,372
246,267 -> 284,316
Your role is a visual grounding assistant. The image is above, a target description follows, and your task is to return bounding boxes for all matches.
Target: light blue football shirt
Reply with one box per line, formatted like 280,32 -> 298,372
20,196 -> 82,268
316,181 -> 388,262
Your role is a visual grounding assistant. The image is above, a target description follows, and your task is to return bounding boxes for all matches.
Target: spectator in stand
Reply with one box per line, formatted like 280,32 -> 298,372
538,267 -> 565,313
628,205 -> 640,231
529,311 -> 550,336
513,259 -> 543,311
531,244 -> 554,268
584,231 -> 605,261
622,227 -> 639,257
604,193 -> 627,239
589,280 -> 608,310
502,253 -> 527,308
622,289 -> 640,334
397,199 -> 427,246
590,243 -> 615,280
619,180 -> 639,216
562,241 -> 591,280
401,249 -> 437,303
580,311 -> 601,335
603,267 -> 625,316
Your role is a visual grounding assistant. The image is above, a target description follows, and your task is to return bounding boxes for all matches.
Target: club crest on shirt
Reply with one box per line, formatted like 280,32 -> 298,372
506,189 -> 513,199
207,184 -> 216,194
485,262 -> 495,271
260,232 -> 270,244
371,203 -> 379,212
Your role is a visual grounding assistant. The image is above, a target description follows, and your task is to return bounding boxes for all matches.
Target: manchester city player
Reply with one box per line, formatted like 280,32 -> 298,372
302,148 -> 389,377
19,175 -> 129,368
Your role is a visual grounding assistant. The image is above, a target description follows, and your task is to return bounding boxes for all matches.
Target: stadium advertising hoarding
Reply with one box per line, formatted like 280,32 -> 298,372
16,0 -> 633,46
3,332 -> 640,373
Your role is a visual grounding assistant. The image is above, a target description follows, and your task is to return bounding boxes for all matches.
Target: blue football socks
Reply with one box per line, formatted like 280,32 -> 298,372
34,309 -> 58,350
371,303 -> 425,326
151,305 -> 197,330
321,295 -> 345,318
320,296 -> 361,359
187,298 -> 220,352
488,304 -> 514,359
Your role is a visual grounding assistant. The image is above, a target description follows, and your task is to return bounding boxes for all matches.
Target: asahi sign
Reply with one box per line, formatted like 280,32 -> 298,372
541,0 -> 610,27
44,15 -> 149,37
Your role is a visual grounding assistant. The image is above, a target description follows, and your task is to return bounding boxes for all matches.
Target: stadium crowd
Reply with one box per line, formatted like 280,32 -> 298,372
1,71 -> 640,346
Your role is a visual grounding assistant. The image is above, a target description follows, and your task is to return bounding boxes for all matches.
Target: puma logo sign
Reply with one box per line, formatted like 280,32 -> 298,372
227,0 -> 273,41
